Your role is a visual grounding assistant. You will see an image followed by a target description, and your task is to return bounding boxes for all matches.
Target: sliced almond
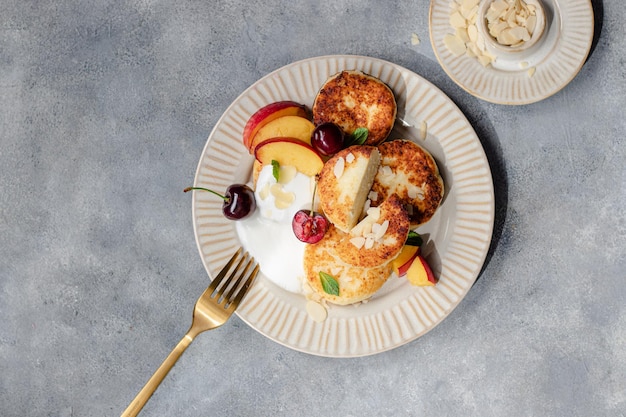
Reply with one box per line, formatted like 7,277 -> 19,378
467,24 -> 478,42
258,182 -> 270,200
278,165 -> 297,185
443,33 -> 467,56
374,220 -> 389,240
363,198 -> 371,214
270,184 -> 295,209
350,236 -> 366,249
449,11 -> 467,28
306,300 -> 328,322
456,27 -> 470,43
333,156 -> 345,179
366,207 -> 381,221
419,121 -> 428,141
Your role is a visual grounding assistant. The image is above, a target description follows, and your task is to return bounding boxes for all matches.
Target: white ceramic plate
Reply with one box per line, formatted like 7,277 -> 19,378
191,55 -> 494,357
429,0 -> 594,105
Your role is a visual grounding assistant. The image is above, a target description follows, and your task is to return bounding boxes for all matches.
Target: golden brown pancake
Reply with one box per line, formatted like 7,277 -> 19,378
317,145 -> 381,233
371,139 -> 444,226
312,70 -> 397,146
303,225 -> 393,305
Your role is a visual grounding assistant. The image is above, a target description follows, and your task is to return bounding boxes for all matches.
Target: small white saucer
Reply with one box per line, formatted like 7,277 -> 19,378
429,0 -> 594,105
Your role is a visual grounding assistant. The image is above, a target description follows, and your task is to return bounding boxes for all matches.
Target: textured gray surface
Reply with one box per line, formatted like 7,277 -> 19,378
1,0 -> 624,416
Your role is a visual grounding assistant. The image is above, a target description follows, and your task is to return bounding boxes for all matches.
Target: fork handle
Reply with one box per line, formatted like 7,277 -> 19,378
121,332 -> 195,417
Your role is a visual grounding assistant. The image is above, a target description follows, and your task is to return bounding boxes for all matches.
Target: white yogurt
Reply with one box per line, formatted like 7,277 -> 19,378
235,165 -> 314,293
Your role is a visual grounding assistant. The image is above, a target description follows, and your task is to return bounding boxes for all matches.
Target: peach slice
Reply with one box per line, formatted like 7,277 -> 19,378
249,115 -> 315,152
391,245 -> 420,276
406,254 -> 436,286
254,138 -> 324,177
242,101 -> 308,152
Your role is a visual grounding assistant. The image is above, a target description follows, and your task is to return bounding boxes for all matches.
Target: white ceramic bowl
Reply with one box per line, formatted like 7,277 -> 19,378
478,0 -> 546,59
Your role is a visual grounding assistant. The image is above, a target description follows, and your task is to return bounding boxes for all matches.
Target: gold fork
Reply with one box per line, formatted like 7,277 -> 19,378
121,248 -> 259,417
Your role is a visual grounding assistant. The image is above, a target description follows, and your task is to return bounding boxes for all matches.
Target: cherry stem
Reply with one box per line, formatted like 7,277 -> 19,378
310,181 -> 318,216
183,186 -> 228,202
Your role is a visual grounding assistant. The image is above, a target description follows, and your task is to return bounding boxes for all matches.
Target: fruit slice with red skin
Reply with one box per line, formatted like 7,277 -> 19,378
254,137 -> 324,176
406,254 -> 437,286
243,101 -> 308,152
249,115 -> 314,151
392,245 -> 420,276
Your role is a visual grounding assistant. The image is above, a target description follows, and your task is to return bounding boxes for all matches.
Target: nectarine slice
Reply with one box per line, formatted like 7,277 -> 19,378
391,245 -> 420,276
254,138 -> 324,177
405,254 -> 436,286
243,101 -> 308,152
249,115 -> 315,151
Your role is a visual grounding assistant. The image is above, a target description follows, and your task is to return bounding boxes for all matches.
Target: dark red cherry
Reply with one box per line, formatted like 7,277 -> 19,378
292,209 -> 328,243
184,184 -> 256,220
311,122 -> 345,156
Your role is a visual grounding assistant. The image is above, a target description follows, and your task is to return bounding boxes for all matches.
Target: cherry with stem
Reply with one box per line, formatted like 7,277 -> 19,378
184,184 -> 256,220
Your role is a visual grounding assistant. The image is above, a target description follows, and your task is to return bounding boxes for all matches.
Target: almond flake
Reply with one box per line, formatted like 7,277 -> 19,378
410,33 -> 421,45
449,11 -> 467,28
270,184 -> 295,209
306,300 -> 327,323
467,24 -> 478,42
258,182 -> 270,200
345,152 -> 355,163
363,198 -> 371,213
278,165 -> 297,184
366,207 -> 381,221
333,156 -> 345,179
443,33 -> 467,56
419,121 -> 428,141
362,222 -> 373,236
368,191 -> 379,201
364,237 -> 375,250
375,220 -> 389,240
350,236 -> 366,249
407,184 -> 425,200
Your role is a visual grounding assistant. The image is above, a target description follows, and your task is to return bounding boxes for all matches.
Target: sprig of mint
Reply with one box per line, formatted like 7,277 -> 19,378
405,231 -> 423,247
346,127 -> 369,146
319,271 -> 339,296
271,160 -> 280,182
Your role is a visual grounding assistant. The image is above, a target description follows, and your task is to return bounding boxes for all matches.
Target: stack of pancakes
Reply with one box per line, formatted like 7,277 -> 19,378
305,71 -> 444,305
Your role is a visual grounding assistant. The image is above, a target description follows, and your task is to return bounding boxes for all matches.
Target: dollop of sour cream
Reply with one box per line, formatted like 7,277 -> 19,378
235,164 -> 315,293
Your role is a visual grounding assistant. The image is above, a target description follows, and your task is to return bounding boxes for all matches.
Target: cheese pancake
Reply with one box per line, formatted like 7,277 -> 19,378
371,140 -> 444,226
303,225 -> 393,305
317,145 -> 381,233
312,70 -> 397,146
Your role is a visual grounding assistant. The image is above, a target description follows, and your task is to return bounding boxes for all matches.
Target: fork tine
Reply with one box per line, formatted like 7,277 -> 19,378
205,247 -> 243,295
228,262 -> 260,310
212,252 -> 249,303
222,255 -> 257,306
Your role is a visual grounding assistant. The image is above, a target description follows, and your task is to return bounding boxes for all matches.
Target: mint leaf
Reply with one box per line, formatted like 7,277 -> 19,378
271,160 -> 280,181
319,271 -> 339,296
347,127 -> 369,146
405,231 -> 423,247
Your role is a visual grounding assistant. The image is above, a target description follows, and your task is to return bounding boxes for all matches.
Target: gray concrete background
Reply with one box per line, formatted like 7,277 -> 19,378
1,0 -> 624,416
